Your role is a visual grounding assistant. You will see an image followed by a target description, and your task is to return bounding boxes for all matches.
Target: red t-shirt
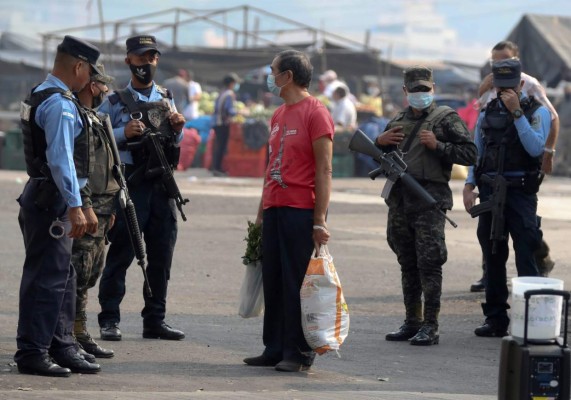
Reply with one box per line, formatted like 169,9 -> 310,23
263,96 -> 334,209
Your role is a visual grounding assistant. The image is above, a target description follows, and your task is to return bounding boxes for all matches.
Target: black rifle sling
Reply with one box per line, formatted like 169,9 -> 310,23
115,89 -> 140,116
400,116 -> 427,154
400,106 -> 455,153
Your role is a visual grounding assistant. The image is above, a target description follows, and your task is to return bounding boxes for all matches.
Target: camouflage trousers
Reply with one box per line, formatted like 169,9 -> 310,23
71,213 -> 113,322
387,206 -> 447,327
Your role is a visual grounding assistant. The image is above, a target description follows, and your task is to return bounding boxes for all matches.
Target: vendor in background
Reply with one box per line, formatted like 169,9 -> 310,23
331,86 -> 356,132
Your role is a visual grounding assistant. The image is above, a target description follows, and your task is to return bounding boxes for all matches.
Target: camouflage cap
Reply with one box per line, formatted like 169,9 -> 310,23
403,66 -> 433,90
492,58 -> 521,88
91,63 -> 114,84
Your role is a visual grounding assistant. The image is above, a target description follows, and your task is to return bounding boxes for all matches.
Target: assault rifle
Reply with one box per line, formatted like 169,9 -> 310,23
468,174 -> 507,254
348,129 -> 457,228
128,128 -> 190,221
468,139 -> 509,254
100,113 -> 152,297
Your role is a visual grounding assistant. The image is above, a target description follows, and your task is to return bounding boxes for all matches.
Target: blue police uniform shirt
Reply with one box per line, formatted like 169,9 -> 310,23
34,74 -> 85,208
98,81 -> 183,165
466,95 -> 551,186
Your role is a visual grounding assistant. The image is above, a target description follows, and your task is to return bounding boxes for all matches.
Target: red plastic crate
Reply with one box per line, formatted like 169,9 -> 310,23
224,152 -> 267,177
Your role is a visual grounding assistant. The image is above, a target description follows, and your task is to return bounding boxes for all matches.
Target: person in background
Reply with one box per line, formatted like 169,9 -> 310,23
183,70 -> 202,121
463,59 -> 550,337
211,72 -> 240,176
331,86 -> 357,132
243,50 -> 334,372
163,69 -> 189,113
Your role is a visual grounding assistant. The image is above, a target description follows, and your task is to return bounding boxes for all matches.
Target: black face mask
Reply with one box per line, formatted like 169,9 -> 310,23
129,63 -> 157,85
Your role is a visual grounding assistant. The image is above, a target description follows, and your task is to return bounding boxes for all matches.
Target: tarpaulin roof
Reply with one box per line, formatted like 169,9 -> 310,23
505,14 -> 571,87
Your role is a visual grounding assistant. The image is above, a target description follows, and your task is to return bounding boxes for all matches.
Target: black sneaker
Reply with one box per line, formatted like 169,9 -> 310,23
243,354 -> 280,367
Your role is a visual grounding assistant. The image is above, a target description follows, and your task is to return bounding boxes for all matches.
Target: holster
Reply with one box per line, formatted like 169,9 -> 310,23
522,170 -> 544,194
34,179 -> 59,210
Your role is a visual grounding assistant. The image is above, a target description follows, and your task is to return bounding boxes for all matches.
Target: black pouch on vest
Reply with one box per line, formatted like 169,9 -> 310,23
522,171 -> 544,194
34,180 -> 59,210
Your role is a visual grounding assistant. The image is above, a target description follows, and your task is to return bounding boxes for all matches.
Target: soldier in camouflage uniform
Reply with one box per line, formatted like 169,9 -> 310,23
72,64 -> 119,358
375,66 -> 477,345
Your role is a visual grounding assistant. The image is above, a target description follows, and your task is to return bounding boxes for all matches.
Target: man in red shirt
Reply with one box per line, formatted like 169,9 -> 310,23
243,50 -> 334,372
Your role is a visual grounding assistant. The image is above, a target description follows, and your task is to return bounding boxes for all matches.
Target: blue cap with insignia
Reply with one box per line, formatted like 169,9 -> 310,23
492,58 -> 522,88
126,35 -> 161,56
57,35 -> 102,75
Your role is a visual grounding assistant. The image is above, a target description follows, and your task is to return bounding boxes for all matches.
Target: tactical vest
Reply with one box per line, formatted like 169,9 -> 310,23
109,87 -> 179,169
391,106 -> 456,184
20,87 -> 92,179
477,97 -> 542,175
83,108 -> 120,195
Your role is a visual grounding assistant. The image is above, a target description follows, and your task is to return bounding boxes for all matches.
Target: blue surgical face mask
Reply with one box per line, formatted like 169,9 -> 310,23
267,71 -> 286,97
407,92 -> 434,109
233,83 -> 240,92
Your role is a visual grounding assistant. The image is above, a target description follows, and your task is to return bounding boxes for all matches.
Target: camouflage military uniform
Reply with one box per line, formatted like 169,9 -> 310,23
382,68 -> 477,334
71,78 -> 119,357
71,194 -> 115,328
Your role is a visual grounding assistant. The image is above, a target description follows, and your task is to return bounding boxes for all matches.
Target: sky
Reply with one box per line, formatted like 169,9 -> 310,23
0,0 -> 570,65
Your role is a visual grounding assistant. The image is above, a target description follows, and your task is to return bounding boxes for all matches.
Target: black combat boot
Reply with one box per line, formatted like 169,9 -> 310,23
75,318 -> 115,358
385,323 -> 421,341
470,259 -> 487,292
410,325 -> 440,346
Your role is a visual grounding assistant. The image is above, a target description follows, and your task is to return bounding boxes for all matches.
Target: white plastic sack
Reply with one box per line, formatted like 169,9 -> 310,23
238,260 -> 264,318
300,245 -> 349,355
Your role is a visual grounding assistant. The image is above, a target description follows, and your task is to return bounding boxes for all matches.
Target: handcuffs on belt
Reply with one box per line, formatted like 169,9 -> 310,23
49,218 -> 66,239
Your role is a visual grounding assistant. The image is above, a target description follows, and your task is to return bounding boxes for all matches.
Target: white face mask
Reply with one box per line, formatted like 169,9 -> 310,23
266,71 -> 286,96
407,92 -> 434,109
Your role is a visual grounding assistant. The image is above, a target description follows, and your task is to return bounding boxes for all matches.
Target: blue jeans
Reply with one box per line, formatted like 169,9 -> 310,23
261,207 -> 316,365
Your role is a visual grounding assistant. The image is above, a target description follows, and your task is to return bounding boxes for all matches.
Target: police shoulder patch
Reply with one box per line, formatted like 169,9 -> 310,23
62,108 -> 75,121
531,115 -> 541,130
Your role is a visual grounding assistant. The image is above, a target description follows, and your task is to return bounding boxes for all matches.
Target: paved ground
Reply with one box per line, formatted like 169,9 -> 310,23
1,168 -> 570,400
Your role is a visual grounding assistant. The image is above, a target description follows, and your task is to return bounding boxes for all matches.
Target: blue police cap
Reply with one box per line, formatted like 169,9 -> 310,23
57,35 -> 102,75
492,58 -> 522,88
126,35 -> 161,56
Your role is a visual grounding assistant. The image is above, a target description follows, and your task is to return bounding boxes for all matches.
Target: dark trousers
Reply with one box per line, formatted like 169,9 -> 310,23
387,207 -> 447,327
15,179 -> 76,363
212,124 -> 230,172
98,175 -> 177,328
477,185 -> 541,328
262,207 -> 316,365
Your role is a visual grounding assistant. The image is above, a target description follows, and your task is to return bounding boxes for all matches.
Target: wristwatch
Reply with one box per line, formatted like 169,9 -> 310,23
512,108 -> 524,119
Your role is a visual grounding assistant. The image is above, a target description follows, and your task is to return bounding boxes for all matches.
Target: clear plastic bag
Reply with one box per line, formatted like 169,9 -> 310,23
300,245 -> 350,355
238,260 -> 264,318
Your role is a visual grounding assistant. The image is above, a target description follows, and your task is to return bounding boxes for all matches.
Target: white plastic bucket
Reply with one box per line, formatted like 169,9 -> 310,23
510,277 -> 564,340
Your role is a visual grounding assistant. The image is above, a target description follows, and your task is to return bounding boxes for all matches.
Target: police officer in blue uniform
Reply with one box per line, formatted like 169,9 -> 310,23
16,35 -> 102,376
463,59 -> 550,337
97,35 -> 186,341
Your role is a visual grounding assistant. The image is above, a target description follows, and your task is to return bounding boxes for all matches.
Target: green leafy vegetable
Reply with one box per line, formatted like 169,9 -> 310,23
242,220 -> 262,266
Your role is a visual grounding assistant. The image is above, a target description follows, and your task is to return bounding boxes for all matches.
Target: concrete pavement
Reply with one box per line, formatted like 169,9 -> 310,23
1,168 -> 569,399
